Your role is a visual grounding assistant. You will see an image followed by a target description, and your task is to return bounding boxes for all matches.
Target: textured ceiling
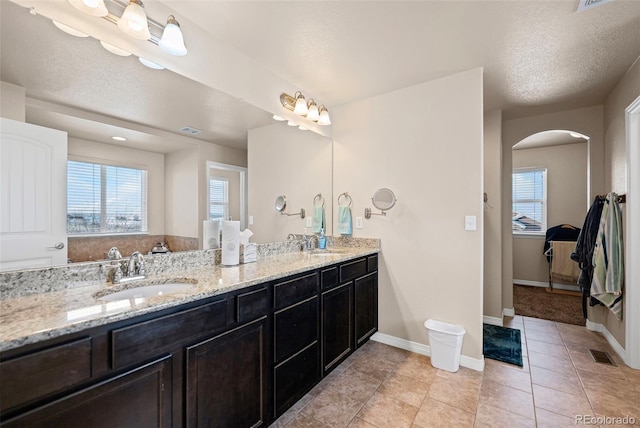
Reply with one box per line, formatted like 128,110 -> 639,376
1,0 -> 639,151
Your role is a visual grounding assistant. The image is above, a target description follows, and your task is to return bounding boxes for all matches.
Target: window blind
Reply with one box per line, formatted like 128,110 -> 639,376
209,177 -> 229,220
67,160 -> 147,234
512,168 -> 547,234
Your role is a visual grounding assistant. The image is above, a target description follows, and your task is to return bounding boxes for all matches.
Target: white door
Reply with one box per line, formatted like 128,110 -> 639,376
0,118 -> 68,270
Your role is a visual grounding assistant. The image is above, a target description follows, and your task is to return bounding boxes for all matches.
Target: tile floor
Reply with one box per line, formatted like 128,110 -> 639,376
271,316 -> 640,427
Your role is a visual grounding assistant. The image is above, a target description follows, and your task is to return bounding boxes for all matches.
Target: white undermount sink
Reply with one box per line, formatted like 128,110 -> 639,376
98,283 -> 196,302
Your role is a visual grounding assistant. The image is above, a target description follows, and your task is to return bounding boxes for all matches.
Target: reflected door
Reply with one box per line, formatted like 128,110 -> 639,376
1,118 -> 68,270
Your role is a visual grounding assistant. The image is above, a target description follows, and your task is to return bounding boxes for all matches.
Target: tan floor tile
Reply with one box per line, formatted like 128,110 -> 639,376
346,417 -> 378,428
532,384 -> 593,418
523,322 -> 559,334
535,407 -> 586,427
309,366 -> 345,396
364,340 -> 412,364
584,387 -> 640,422
530,364 -> 585,396
393,353 -> 439,383
327,368 -> 382,402
378,372 -> 429,407
271,394 -> 315,427
285,414 -> 331,428
525,338 -> 568,358
427,372 -> 481,413
482,360 -> 532,393
523,316 -> 556,326
412,397 -> 475,428
523,328 -> 564,345
577,368 -> 640,401
357,391 -> 418,428
568,348 -> 627,379
302,387 -> 366,427
478,379 -> 535,419
473,402 -> 535,428
528,350 -> 576,374
349,353 -> 398,381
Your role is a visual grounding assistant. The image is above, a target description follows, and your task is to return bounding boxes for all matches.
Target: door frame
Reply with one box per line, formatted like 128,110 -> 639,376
205,161 -> 248,230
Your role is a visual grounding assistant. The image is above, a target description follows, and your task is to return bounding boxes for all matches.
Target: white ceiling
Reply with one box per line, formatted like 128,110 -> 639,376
1,0 -> 639,151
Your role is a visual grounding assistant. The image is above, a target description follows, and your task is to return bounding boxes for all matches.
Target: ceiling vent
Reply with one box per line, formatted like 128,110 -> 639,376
179,126 -> 202,135
577,0 -> 615,12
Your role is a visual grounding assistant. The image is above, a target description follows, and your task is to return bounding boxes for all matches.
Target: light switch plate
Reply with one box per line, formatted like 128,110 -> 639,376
465,215 -> 477,231
306,217 -> 312,227
355,216 -> 364,229
249,216 -> 254,225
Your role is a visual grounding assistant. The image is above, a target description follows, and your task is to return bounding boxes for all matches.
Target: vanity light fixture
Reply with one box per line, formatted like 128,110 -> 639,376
100,40 -> 132,56
52,20 -> 89,37
117,0 -> 151,40
279,91 -> 332,126
68,0 -> 108,17
159,15 -> 187,56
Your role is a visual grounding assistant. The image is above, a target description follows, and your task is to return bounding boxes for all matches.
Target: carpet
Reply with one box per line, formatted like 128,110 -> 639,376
483,324 -> 523,366
513,284 -> 585,326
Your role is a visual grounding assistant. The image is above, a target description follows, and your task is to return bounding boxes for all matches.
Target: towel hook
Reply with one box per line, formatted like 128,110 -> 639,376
313,193 -> 325,208
338,192 -> 352,207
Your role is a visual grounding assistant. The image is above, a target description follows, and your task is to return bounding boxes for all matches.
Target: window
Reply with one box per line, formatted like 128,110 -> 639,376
67,160 -> 147,235
512,167 -> 547,235
209,177 -> 229,221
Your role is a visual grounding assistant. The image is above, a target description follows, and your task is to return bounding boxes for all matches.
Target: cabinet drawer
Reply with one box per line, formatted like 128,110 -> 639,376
367,254 -> 378,272
274,296 -> 318,363
112,299 -> 228,369
274,342 -> 319,418
320,266 -> 338,290
339,258 -> 367,283
0,337 -> 92,412
236,287 -> 269,323
273,272 -> 318,309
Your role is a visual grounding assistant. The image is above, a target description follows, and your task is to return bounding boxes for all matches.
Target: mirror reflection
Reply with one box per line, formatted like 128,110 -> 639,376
0,1 -> 332,270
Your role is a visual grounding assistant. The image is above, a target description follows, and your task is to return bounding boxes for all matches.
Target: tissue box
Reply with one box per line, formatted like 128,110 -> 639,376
240,243 -> 257,264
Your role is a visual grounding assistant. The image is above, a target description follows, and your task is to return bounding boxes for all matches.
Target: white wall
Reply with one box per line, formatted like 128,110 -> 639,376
165,147 -> 199,238
0,81 -> 25,121
332,68 -> 484,361
248,124 -> 332,243
512,142 -> 588,283
68,138 -> 165,235
484,110 -> 503,320
502,105 -> 604,311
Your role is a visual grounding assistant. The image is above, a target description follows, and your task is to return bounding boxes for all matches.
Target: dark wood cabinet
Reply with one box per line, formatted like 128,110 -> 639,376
321,282 -> 354,375
1,254 -> 378,428
2,356 -> 172,428
186,317 -> 268,428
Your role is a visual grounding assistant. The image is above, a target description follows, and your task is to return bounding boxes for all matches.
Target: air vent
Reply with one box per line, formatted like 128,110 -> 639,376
589,349 -> 616,366
179,126 -> 202,135
577,0 -> 615,12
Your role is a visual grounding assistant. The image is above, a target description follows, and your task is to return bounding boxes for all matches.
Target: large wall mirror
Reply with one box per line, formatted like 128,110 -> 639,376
0,1 -> 332,270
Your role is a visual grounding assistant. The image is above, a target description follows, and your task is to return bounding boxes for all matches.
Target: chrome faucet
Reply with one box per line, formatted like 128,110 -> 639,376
304,235 -> 319,251
127,251 -> 145,277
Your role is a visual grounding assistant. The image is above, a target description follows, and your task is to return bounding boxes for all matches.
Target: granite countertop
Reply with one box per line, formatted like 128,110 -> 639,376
0,248 -> 378,353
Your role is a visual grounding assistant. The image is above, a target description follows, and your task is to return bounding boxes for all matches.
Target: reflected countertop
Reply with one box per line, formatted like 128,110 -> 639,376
0,248 -> 379,353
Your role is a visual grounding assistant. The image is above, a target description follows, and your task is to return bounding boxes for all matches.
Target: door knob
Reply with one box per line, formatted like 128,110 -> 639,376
47,242 -> 65,250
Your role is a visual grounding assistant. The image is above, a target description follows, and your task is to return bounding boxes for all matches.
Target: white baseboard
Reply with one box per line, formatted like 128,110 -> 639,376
514,279 -> 580,292
585,319 -> 627,362
370,332 -> 485,372
503,307 -> 515,317
483,316 -> 503,326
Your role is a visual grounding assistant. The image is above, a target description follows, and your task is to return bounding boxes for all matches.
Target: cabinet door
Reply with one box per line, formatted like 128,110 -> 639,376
355,273 -> 378,347
186,317 -> 267,428
321,282 -> 353,375
2,356 -> 172,428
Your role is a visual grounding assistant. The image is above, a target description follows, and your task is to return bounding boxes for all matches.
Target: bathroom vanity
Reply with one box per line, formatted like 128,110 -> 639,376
0,249 -> 378,427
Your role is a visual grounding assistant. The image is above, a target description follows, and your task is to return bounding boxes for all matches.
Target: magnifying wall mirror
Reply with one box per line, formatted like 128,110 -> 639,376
275,195 -> 305,218
365,188 -> 397,219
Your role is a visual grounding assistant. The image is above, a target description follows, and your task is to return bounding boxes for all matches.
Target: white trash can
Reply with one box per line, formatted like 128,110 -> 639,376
424,319 -> 466,372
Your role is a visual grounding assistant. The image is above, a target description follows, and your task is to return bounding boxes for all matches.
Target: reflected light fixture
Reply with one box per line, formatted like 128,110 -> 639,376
118,0 -> 151,40
68,0 -> 108,17
272,115 -> 286,121
287,120 -> 297,127
139,57 -> 165,70
52,20 -> 89,37
298,125 -> 308,131
279,91 -> 331,127
159,15 -> 187,56
100,40 -> 132,56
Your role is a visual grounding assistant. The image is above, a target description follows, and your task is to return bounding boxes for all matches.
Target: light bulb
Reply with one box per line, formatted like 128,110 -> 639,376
306,99 -> 320,121
317,106 -> 331,126
68,0 -> 107,17
159,16 -> 187,56
118,0 -> 151,40
293,92 -> 308,115
82,0 -> 99,7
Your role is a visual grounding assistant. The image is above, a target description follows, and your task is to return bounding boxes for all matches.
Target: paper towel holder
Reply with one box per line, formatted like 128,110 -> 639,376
275,195 -> 306,219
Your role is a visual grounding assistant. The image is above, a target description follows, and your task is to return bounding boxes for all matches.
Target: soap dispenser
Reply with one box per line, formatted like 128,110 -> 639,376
318,228 -> 327,249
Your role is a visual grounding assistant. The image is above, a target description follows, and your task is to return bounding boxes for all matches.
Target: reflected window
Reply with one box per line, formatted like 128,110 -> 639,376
209,177 -> 229,221
67,160 -> 147,235
512,167 -> 547,235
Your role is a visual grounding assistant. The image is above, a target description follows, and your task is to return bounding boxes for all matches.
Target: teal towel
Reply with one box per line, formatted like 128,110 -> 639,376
337,206 -> 352,235
312,206 -> 325,233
